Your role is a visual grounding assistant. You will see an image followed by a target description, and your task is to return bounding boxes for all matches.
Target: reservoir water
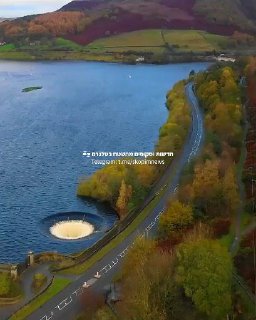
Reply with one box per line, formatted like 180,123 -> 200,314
0,61 -> 208,263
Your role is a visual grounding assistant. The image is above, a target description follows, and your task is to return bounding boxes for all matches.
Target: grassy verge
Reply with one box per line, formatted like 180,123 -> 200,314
0,51 -> 35,60
0,51 -> 120,62
10,278 -> 71,320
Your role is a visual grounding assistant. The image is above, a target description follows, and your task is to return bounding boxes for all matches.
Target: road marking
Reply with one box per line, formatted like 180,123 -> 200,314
56,296 -> 73,311
40,311 -> 54,320
118,247 -> 129,258
37,86 -> 200,320
37,169 -> 186,318
72,287 -> 84,297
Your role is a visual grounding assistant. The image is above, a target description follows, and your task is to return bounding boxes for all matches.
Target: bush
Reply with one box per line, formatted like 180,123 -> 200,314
0,272 -> 22,298
0,273 -> 11,297
32,273 -> 47,291
158,200 -> 193,240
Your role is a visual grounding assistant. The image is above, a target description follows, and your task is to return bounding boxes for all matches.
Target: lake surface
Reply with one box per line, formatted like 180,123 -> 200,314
0,61 -> 208,263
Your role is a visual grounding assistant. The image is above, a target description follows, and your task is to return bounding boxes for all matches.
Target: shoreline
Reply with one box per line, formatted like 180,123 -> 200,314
0,50 -> 215,64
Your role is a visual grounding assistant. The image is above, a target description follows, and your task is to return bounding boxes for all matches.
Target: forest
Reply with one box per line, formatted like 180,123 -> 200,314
77,61 -> 256,320
0,12 -> 85,41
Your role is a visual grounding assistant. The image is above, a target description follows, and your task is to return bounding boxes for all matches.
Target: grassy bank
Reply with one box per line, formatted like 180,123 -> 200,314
0,51 -> 120,62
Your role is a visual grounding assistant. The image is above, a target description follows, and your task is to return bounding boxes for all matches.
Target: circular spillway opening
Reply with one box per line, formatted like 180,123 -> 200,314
50,220 -> 94,240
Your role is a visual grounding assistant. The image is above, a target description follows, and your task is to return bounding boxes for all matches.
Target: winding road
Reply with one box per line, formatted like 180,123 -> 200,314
22,83 -> 204,320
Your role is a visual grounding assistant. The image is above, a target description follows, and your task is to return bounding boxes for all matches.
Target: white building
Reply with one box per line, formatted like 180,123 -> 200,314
136,56 -> 145,63
216,54 -> 236,63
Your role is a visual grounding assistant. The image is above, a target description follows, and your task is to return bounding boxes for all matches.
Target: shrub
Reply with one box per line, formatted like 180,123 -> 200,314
32,273 -> 47,291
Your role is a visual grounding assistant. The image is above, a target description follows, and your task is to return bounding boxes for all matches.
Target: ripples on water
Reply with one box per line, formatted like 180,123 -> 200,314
0,61 -> 208,263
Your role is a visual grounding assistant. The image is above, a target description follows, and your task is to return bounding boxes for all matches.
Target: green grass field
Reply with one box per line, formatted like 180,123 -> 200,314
201,32 -> 229,50
10,277 -> 71,320
54,38 -> 83,50
87,29 -> 229,53
88,29 -> 164,48
164,30 -> 228,52
87,29 -> 165,54
0,44 -> 15,52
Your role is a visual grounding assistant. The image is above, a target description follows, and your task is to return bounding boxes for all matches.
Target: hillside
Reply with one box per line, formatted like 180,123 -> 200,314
0,0 -> 256,63
0,0 -> 256,44
60,0 -> 256,45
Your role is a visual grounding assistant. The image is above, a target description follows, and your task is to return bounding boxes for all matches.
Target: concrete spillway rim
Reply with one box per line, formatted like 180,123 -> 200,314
50,220 -> 95,240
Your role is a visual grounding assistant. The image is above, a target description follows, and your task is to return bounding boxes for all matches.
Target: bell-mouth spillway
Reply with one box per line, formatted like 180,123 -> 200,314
50,220 -> 95,240
41,211 -> 112,243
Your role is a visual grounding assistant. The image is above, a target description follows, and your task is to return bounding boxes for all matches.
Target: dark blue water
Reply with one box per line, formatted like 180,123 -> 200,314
0,61 -> 208,263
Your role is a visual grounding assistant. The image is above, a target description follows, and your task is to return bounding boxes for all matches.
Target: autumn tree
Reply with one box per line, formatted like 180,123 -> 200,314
116,180 -> 132,219
92,308 -> 116,320
195,65 -> 242,153
133,164 -> 156,188
116,236 -> 206,320
158,81 -> 191,154
32,12 -> 85,36
119,237 -> 173,320
77,164 -> 128,205
122,237 -> 155,278
79,289 -> 105,320
191,160 -> 224,216
2,11 -> 86,40
119,238 -> 156,319
175,239 -> 233,319
158,200 -> 193,240
27,23 -> 48,36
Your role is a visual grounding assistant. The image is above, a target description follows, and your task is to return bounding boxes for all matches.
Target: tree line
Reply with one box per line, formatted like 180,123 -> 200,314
0,12 -> 85,42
